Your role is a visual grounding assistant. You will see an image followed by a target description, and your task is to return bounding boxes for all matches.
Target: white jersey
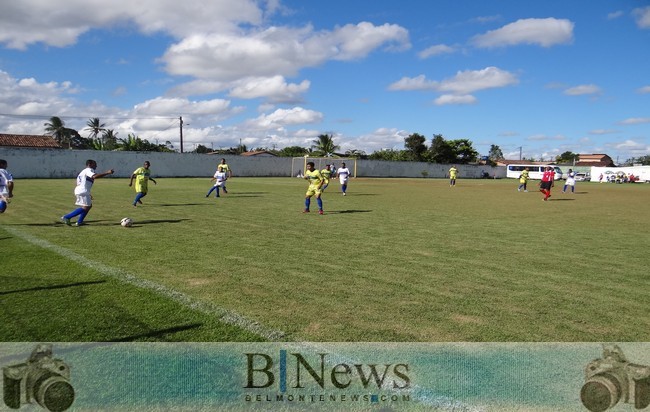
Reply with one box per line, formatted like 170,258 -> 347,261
74,167 -> 96,195
565,171 -> 576,186
0,168 -> 12,195
213,171 -> 227,186
338,167 -> 350,183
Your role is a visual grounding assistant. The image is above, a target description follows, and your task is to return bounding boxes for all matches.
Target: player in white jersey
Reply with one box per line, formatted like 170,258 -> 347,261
61,159 -> 114,226
562,169 -> 576,193
0,159 -> 14,213
336,162 -> 351,196
206,170 -> 228,198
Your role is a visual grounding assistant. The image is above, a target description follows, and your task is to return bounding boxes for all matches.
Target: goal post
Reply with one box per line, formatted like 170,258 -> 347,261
290,157 -> 357,178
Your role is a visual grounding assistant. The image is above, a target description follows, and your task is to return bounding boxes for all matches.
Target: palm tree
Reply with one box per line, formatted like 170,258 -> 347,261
85,118 -> 106,140
44,116 -> 70,148
101,129 -> 118,150
311,134 -> 340,157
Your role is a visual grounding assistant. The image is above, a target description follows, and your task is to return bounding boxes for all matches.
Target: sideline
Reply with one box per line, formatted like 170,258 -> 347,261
2,226 -> 286,341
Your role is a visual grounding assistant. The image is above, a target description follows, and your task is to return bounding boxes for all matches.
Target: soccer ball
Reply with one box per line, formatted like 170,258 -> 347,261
120,217 -> 133,227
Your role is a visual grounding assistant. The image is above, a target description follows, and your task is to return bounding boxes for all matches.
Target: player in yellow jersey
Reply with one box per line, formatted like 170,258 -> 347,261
129,161 -> 157,207
448,165 -> 458,187
320,164 -> 332,191
517,168 -> 530,192
304,162 -> 324,214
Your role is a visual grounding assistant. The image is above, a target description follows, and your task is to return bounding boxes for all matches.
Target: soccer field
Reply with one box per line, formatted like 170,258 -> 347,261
1,177 -> 649,342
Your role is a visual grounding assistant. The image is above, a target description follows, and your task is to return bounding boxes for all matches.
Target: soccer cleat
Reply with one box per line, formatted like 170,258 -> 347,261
524,190 -> 528,192
223,188 -> 228,194
138,200 -> 143,205
343,192 -> 346,196
303,209 -> 310,213
75,222 -> 86,226
61,216 -> 71,226
318,210 -> 323,215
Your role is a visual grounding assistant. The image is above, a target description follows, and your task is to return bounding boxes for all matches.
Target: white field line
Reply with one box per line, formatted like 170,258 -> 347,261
4,226 -> 286,341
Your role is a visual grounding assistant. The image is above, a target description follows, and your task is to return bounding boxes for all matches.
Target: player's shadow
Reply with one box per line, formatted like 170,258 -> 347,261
157,203 -> 210,207
328,209 -> 373,214
130,218 -> 190,226
229,191 -> 268,195
342,193 -> 378,196
0,280 -> 106,296
548,199 -> 575,201
0,236 -> 12,241
111,323 -> 203,342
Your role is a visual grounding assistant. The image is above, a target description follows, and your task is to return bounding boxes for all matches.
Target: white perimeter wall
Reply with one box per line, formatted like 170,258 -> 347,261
0,148 -> 506,179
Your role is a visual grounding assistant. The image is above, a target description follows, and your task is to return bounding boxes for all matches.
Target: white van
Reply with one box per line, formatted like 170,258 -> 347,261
506,164 -> 564,180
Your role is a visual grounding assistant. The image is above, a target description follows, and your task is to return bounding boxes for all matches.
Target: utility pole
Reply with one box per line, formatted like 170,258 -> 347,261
179,116 -> 184,153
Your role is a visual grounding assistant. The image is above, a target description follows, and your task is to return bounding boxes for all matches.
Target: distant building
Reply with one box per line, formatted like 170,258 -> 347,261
0,133 -> 61,149
495,159 -> 551,166
573,154 -> 615,167
241,150 -> 277,157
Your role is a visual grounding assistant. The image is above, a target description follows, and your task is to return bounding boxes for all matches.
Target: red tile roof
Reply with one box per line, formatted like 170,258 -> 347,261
0,134 -> 61,148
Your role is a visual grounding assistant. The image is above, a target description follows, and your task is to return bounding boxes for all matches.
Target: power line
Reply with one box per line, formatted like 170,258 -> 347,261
0,113 -> 178,121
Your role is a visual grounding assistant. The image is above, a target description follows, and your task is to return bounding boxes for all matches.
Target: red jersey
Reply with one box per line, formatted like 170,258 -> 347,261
542,170 -> 554,182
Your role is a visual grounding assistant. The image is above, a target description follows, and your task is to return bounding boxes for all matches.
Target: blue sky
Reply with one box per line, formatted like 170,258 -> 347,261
0,0 -> 648,162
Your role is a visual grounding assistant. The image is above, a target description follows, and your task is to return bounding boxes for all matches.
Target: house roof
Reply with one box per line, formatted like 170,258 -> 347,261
0,133 -> 61,149
496,159 -> 554,166
241,150 -> 276,157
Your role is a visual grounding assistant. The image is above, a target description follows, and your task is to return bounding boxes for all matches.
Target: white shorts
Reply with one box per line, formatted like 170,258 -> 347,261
75,192 -> 92,207
214,180 -> 226,187
339,177 -> 348,185
565,179 -> 575,186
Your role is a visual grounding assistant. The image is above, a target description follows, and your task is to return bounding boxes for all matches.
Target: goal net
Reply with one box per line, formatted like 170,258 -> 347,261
290,157 -> 357,178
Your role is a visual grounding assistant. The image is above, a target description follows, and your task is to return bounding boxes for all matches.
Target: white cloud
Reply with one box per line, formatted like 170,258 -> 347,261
563,84 -> 602,96
471,18 -> 574,48
0,0 -> 263,49
160,22 -> 409,82
389,67 -> 518,97
633,6 -> 650,29
589,129 -> 618,135
348,128 -> 410,152
636,86 -> 650,94
245,107 -> 323,130
434,94 -> 477,105
388,75 -> 438,91
618,117 -> 650,125
436,67 -> 519,94
614,139 -> 647,150
228,76 -> 310,103
418,44 -> 455,59
607,11 -> 624,20
133,97 -> 234,116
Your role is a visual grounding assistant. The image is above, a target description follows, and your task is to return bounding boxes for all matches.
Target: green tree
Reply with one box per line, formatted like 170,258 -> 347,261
556,151 -> 579,164
625,155 -> 650,165
368,149 -> 408,161
85,118 -> 106,141
404,133 -> 427,161
311,134 -> 340,156
279,146 -> 308,157
428,134 -> 455,163
449,139 -> 479,164
345,149 -> 367,159
488,144 -> 504,163
44,116 -> 71,148
194,144 -> 211,154
100,129 -> 119,150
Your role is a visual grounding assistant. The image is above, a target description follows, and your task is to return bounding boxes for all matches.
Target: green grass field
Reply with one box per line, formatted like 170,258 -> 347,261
1,177 -> 649,342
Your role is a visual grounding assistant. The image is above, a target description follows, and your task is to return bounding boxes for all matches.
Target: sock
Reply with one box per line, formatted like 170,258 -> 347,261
342,184 -> 347,193
216,187 -> 220,196
77,209 -> 89,224
305,198 -> 310,210
64,208 -> 85,219
563,185 -> 567,192
317,198 -> 323,210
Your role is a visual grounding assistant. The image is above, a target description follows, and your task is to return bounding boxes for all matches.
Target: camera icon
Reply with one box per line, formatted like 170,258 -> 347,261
581,345 -> 650,411
3,344 -> 75,412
